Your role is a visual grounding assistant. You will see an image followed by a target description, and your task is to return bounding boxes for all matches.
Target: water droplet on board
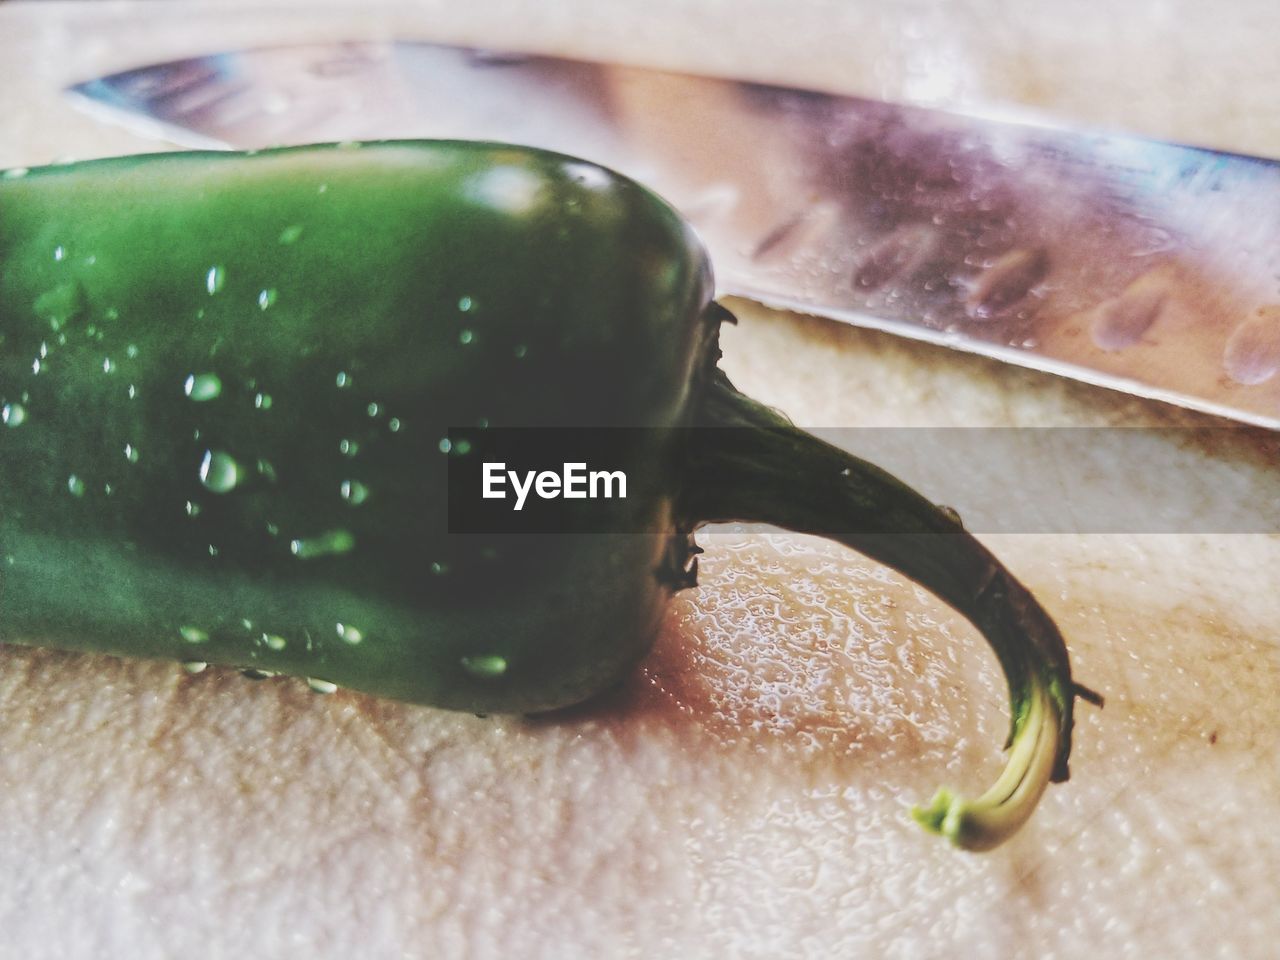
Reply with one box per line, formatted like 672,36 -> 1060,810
458,329 -> 474,345
339,438 -> 359,457
257,288 -> 278,310
53,245 -> 66,262
458,295 -> 475,312
340,480 -> 369,505
965,247 -> 1050,320
307,677 -> 338,694
438,438 -> 452,454
513,344 -> 528,359
124,443 -> 139,463
366,402 -> 380,417
179,625 -> 209,644
199,450 -> 240,493
335,370 -> 351,389
181,661 -> 208,674
1223,305 -> 1280,386
262,633 -> 287,651
1089,265 -> 1174,351
387,417 -> 401,433
278,224 -> 304,245
254,392 -> 273,410
185,372 -> 222,401
67,475 -> 86,497
336,623 -> 363,645
206,265 -> 226,295
290,529 -> 355,559
2,403 -> 27,427
460,654 -> 508,679
185,500 -> 202,517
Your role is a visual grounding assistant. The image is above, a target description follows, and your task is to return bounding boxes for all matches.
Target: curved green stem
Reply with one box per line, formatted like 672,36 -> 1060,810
680,368 -> 1094,851
910,676 -> 1059,850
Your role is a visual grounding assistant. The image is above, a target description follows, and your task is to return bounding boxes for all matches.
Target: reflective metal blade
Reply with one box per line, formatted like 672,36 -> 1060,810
66,41 -> 1280,428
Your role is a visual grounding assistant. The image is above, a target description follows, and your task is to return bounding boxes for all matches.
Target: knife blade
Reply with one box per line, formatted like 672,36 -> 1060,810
64,40 -> 1280,428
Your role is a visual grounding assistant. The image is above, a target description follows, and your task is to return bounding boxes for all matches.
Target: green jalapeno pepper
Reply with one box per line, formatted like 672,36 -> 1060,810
0,141 -> 1094,850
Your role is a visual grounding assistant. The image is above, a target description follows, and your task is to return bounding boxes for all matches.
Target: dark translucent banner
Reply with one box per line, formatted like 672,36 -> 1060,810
446,426 -> 1280,534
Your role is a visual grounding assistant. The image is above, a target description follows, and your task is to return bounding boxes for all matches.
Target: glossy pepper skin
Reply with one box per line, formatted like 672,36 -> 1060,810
0,142 -> 1095,850
0,142 -> 715,713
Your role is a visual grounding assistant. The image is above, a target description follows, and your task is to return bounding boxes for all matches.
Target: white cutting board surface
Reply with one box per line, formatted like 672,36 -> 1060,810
1,3 -> 1278,958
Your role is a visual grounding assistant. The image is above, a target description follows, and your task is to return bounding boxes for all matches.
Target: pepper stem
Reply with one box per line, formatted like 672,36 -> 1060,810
680,368 -> 1092,851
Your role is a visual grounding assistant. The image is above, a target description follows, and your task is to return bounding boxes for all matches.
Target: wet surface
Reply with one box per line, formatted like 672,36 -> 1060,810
3,526 -> 1278,958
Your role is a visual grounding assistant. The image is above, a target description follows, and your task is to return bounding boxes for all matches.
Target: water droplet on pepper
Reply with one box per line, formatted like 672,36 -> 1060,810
336,623 -> 364,645
199,450 -> 240,493
460,655 -> 508,679
340,480 -> 369,505
205,265 -> 226,295
179,625 -> 208,644
290,529 -> 355,559
185,372 -> 222,401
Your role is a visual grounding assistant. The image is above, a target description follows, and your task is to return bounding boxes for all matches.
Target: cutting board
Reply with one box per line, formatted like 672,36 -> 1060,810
1,2 -> 1277,957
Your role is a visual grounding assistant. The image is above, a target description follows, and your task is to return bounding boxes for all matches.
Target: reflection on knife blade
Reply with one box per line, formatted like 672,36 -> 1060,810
66,40 -> 1280,428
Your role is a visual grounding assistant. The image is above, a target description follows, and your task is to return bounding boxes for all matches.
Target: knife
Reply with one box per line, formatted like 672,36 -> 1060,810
65,40 -> 1280,429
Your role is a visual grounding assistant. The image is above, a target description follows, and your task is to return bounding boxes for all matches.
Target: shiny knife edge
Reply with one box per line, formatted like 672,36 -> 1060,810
59,40 -> 1280,430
